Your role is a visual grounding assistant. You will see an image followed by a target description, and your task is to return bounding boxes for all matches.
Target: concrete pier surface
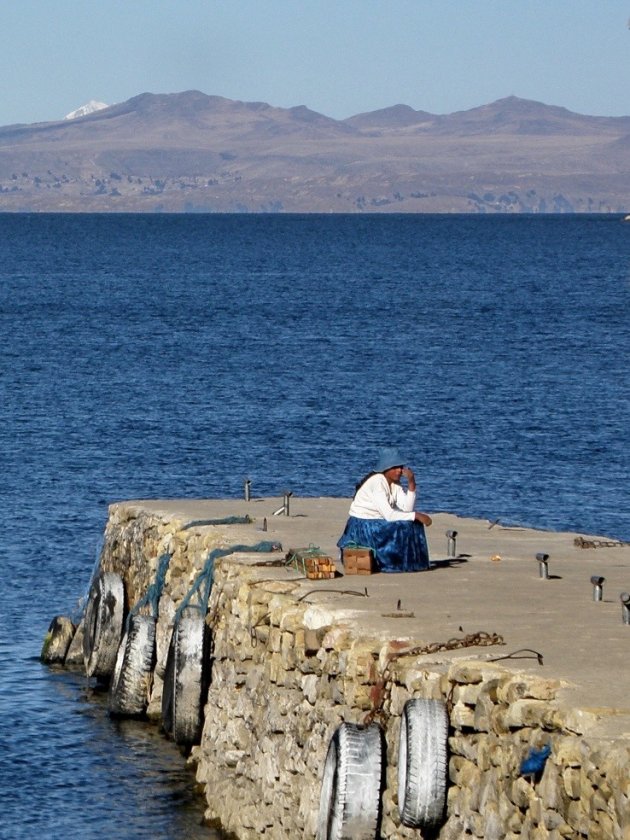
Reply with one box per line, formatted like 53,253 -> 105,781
122,495 -> 630,738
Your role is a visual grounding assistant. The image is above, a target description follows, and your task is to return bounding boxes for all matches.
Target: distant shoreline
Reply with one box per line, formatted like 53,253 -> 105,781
1,92 -> 629,214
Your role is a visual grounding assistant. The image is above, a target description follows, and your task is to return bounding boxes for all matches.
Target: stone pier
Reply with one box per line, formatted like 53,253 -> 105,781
93,496 -> 630,839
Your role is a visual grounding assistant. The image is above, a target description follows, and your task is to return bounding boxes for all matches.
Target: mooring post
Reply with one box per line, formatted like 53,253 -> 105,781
272,490 -> 293,516
536,552 -> 549,579
590,575 -> 605,602
283,491 -> 292,517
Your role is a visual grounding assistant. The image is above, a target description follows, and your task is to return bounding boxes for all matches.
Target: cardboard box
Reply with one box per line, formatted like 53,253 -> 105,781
342,547 -> 374,575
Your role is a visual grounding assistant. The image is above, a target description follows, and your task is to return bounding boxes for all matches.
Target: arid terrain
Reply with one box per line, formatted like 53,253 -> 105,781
1,90 -> 629,213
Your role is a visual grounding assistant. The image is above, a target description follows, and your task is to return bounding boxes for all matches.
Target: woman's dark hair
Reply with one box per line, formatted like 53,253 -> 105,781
353,471 -> 377,498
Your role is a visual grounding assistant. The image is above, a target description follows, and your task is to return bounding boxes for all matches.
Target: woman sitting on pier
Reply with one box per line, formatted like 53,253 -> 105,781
337,447 -> 432,573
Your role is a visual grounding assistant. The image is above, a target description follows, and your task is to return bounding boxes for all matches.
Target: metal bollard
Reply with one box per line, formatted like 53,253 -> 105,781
620,592 -> 630,625
536,553 -> 549,579
283,491 -> 292,516
590,575 -> 605,602
272,490 -> 293,516
262,517 -> 267,532
446,530 -> 458,558
244,478 -> 251,502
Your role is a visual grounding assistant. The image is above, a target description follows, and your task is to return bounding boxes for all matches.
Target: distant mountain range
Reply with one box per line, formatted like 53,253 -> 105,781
1,90 -> 629,213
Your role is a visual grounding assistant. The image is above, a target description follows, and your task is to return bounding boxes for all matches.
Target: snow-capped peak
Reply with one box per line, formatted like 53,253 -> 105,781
64,100 -> 109,120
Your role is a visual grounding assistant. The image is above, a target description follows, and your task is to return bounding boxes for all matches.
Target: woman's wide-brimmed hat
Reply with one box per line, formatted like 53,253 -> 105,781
375,447 -> 405,472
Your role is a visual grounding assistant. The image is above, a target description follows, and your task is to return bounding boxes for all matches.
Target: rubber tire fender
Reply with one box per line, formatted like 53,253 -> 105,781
161,606 -> 208,746
397,697 -> 449,829
83,571 -> 125,679
108,614 -> 156,716
316,722 -> 383,840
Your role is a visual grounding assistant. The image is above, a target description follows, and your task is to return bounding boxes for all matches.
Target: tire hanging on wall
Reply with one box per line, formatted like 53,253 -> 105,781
161,606 -> 208,746
316,722 -> 383,840
83,571 -> 125,679
107,614 -> 156,716
397,697 -> 449,829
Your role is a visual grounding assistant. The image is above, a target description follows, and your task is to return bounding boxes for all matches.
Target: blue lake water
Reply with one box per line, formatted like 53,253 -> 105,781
1,213 -> 629,838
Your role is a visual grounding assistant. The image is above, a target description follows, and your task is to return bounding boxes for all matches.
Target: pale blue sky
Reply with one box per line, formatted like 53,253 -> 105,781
2,0 -> 629,126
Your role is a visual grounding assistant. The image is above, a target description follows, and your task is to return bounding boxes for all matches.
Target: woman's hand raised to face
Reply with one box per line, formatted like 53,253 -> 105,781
401,466 -> 416,490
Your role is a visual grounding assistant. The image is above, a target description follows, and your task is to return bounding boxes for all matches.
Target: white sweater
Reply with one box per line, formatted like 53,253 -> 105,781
348,473 -> 416,522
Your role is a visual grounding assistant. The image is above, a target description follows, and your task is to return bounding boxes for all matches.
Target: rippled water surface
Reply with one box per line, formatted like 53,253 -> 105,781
1,661 -> 212,840
1,213 -> 629,838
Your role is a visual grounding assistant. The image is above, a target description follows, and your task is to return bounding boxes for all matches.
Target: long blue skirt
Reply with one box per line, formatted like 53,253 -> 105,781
337,517 -> 430,573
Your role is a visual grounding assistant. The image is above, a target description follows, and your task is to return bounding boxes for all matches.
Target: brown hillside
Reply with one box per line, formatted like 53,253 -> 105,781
0,90 -> 628,213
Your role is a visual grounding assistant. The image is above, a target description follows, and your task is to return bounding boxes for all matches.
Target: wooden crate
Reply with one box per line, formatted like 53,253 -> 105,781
342,547 -> 374,575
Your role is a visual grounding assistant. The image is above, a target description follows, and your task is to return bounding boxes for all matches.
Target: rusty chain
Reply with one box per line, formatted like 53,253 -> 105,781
574,536 -> 629,549
364,631 -> 505,725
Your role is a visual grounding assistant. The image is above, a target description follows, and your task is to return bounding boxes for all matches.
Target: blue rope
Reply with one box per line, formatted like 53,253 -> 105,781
174,540 -> 281,624
128,552 -> 172,628
181,516 -> 252,530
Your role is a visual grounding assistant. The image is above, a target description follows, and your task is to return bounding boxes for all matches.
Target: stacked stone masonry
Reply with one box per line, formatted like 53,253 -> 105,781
99,503 -> 630,839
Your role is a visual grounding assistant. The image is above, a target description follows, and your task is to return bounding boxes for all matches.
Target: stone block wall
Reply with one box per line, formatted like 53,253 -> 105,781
99,504 -> 630,840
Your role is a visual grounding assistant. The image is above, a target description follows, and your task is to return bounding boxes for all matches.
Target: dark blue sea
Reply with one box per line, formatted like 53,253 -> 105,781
1,213 -> 628,838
